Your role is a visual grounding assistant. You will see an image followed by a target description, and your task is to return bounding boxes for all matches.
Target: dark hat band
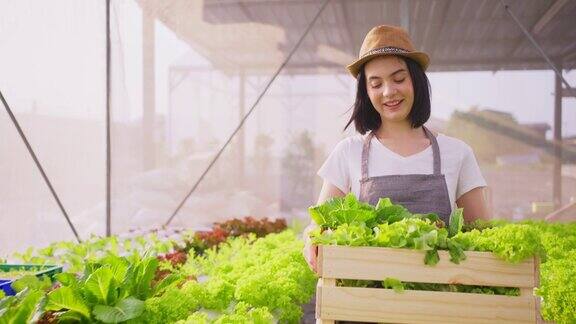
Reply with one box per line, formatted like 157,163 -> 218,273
361,46 -> 409,59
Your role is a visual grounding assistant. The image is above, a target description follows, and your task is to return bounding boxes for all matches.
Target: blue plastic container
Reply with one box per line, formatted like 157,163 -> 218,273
0,264 -> 62,296
0,279 -> 15,296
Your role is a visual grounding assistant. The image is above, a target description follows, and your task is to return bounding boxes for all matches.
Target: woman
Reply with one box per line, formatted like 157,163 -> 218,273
304,25 -> 489,271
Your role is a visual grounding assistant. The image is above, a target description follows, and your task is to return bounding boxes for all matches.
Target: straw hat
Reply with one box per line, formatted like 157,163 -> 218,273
347,25 -> 430,78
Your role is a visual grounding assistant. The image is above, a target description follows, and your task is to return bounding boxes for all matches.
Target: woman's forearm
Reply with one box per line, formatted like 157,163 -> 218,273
456,187 -> 490,223
317,180 -> 346,205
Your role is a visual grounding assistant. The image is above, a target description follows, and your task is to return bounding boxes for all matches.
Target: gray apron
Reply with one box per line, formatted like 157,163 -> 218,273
359,126 -> 452,224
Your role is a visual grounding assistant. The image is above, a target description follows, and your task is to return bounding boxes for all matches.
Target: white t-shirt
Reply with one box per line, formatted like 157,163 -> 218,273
317,133 -> 487,211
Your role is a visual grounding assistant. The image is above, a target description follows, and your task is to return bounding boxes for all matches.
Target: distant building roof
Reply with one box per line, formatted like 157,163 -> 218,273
521,123 -> 552,133
453,109 -> 576,162
478,109 -> 516,121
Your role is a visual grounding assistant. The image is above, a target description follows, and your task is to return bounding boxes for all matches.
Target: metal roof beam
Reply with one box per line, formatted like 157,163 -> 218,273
562,87 -> 576,98
208,0 -> 311,3
507,0 -> 569,58
339,0 -> 355,55
501,0 -> 575,97
430,56 -> 555,71
400,0 -> 410,35
418,0 -> 436,52
238,2 -> 255,21
204,0 -> 317,8
423,0 -> 451,57
532,0 -> 570,35
562,43 -> 576,62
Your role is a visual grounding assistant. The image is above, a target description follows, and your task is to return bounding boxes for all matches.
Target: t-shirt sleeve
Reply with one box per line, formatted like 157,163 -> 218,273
456,146 -> 487,200
317,139 -> 350,193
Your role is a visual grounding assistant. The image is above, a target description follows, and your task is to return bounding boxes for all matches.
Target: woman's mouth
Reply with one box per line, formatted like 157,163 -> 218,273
383,99 -> 404,110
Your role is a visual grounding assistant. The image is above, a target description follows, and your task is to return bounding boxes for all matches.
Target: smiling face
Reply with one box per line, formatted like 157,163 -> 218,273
364,55 -> 414,125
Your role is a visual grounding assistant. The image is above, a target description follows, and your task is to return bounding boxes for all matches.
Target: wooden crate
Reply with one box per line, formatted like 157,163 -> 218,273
315,245 -> 541,324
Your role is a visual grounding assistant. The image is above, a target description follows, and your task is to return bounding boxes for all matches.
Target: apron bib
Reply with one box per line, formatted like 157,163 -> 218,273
358,126 -> 452,224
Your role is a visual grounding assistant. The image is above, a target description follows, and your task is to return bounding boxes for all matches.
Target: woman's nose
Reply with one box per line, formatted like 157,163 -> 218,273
382,82 -> 398,98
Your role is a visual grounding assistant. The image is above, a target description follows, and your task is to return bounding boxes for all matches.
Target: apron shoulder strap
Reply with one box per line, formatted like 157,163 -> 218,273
361,132 -> 375,181
422,126 -> 442,175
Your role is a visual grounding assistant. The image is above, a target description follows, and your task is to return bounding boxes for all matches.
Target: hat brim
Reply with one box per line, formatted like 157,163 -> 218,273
346,52 -> 430,78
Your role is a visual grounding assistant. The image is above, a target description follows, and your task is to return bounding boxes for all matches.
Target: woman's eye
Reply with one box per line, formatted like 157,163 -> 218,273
371,83 -> 381,88
394,78 -> 405,83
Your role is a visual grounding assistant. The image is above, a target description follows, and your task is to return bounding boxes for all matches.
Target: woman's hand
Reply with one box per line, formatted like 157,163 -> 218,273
303,180 -> 345,273
304,242 -> 319,273
302,222 -> 320,273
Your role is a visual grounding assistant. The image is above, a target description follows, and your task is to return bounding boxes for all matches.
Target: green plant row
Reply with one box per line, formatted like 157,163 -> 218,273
0,230 -> 316,324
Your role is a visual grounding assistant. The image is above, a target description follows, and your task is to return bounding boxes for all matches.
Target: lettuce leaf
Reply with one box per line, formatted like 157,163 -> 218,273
45,286 -> 91,318
424,249 -> 440,266
448,208 -> 464,237
84,267 -> 118,306
308,193 -> 375,228
93,297 -> 144,323
382,278 -> 405,293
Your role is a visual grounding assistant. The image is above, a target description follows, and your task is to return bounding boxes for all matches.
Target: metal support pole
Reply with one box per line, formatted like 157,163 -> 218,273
164,0 -> 332,226
142,9 -> 156,171
106,0 -> 112,236
501,0 -> 574,211
553,63 -> 562,209
0,90 -> 81,243
500,1 -> 575,94
238,70 -> 246,187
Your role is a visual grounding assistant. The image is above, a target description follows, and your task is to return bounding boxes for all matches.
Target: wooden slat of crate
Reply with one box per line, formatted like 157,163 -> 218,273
317,283 -> 535,323
318,245 -> 536,287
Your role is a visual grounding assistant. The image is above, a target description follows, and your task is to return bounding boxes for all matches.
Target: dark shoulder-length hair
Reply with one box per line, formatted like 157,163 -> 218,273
344,56 -> 431,134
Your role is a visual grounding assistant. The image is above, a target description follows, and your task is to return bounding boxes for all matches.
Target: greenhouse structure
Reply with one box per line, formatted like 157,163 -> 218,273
1,0 -> 576,323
